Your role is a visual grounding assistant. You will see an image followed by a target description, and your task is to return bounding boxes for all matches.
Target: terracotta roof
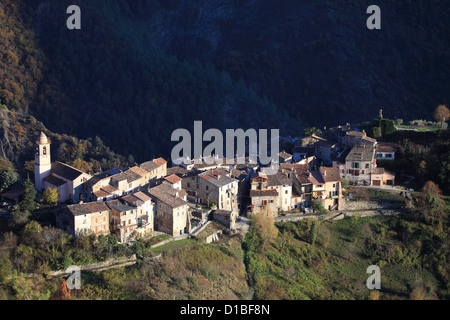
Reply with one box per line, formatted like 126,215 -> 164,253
320,167 -> 341,182
250,189 -> 278,197
153,158 -> 167,166
376,142 -> 397,153
164,174 -> 183,184
43,174 -> 66,187
52,161 -> 86,181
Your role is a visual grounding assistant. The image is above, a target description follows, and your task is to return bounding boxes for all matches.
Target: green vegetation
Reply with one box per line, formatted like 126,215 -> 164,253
312,199 -> 326,214
40,187 -> 59,206
18,177 -> 37,212
0,109 -> 126,176
243,189 -> 449,299
377,129 -> 450,194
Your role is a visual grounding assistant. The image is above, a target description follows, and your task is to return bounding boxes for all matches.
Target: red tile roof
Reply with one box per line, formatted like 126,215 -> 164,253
153,158 -> 167,166
164,174 -> 183,184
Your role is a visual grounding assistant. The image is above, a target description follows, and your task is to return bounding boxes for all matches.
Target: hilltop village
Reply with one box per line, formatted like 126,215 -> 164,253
26,120 -> 398,244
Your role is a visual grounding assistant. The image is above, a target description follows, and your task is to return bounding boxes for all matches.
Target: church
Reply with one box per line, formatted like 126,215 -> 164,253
34,132 -> 91,203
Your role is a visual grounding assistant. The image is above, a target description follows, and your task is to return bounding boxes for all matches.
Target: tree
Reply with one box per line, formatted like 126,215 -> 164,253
309,220 -> 317,244
0,158 -> 15,171
59,280 -> 71,300
302,127 -> 322,136
433,104 -> 450,128
71,158 -> 93,174
311,199 -> 326,214
341,178 -> 350,190
0,167 -> 18,192
253,206 -> 278,250
41,187 -> 59,205
416,181 -> 445,226
369,290 -> 380,300
19,177 -> 37,212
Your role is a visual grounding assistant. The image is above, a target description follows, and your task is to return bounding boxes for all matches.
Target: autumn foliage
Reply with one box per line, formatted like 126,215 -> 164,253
59,280 -> 71,300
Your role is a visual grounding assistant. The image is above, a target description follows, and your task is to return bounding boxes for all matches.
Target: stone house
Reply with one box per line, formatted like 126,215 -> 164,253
230,168 -> 252,214
340,145 -> 377,186
282,164 -> 313,210
309,167 -> 342,211
140,157 -> 168,181
213,209 -> 238,230
375,142 -> 397,161
370,168 -> 395,186
341,130 -> 376,147
182,170 -> 239,212
121,191 -> 154,236
164,174 -> 183,190
248,171 -> 292,215
56,201 -> 110,237
278,151 -> 293,163
148,184 -> 190,236
106,200 -> 141,243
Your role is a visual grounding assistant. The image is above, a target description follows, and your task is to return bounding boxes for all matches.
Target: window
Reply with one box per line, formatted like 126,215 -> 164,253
386,154 -> 392,158
285,190 -> 288,194
206,186 -> 209,191
187,183 -> 190,188
365,163 -> 370,169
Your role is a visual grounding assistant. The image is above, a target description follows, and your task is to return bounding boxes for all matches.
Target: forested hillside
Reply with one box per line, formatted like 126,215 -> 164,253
1,0 -> 449,162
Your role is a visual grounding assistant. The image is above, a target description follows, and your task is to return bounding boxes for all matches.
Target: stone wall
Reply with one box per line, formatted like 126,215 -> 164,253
342,199 -> 403,211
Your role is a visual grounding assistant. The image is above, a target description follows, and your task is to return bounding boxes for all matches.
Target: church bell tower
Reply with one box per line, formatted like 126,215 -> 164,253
34,132 -> 52,192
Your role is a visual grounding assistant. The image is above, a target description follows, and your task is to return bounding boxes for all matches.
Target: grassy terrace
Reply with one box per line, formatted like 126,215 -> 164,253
243,214 -> 448,300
